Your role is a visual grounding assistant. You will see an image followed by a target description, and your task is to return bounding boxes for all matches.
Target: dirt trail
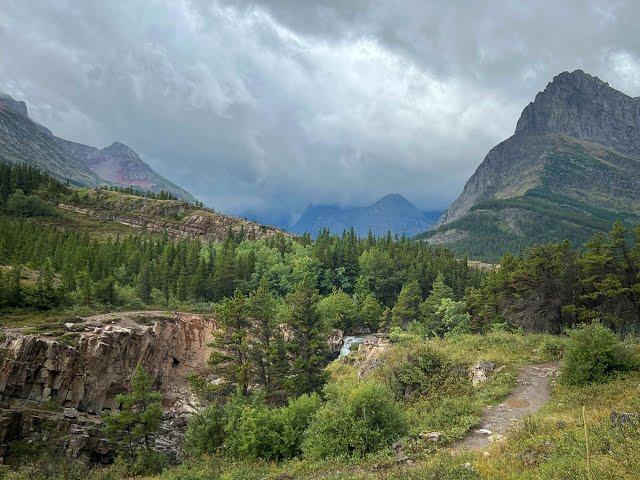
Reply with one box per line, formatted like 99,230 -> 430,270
453,362 -> 560,451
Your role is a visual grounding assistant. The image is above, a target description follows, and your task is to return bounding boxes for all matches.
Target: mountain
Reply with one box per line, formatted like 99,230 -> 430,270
55,138 -> 195,201
292,194 -> 438,237
0,93 -> 195,201
0,95 -> 103,186
420,70 -> 640,260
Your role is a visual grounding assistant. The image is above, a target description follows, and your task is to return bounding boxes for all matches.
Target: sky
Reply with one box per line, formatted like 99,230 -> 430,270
2,0 -> 640,226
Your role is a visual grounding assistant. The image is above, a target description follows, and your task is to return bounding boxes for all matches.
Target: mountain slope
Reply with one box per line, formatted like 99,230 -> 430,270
55,138 -> 195,202
421,70 -> 640,260
292,194 -> 438,237
0,93 -> 195,201
0,98 -> 103,186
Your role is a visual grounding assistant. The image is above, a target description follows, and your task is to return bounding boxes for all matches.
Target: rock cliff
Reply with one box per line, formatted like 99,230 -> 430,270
0,312 -> 215,462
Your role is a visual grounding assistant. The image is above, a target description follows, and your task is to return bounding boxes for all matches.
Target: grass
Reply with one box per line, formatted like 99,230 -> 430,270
475,372 -> 640,479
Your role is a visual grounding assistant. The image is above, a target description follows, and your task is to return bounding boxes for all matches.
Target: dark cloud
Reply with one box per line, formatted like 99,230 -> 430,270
1,0 -> 639,223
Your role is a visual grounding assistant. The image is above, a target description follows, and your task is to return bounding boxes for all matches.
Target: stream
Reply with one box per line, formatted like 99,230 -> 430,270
339,335 -> 374,357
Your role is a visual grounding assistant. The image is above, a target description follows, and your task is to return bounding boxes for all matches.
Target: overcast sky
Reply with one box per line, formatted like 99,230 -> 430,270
2,1 -> 640,224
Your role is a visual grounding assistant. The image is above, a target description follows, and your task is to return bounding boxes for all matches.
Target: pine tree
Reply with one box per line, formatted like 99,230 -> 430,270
175,267 -> 189,302
136,264 -> 152,304
246,277 -> 285,403
104,365 -> 163,461
212,238 -> 237,300
5,266 -> 22,308
209,290 -> 251,398
391,280 -> 422,328
285,275 -> 329,396
420,273 -> 454,332
36,258 -> 57,309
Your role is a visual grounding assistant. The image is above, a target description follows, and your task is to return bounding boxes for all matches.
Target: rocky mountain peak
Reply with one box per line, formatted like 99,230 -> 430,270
0,93 -> 28,117
514,70 -> 640,155
102,141 -> 139,159
375,193 -> 411,206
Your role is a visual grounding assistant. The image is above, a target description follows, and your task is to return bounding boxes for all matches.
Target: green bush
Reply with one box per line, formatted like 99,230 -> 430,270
4,190 -> 55,217
186,393 -> 320,461
378,344 -> 471,402
0,457 -> 123,480
561,323 -> 638,386
184,403 -> 226,456
302,381 -> 407,459
539,336 -> 566,360
410,396 -> 480,441
129,449 -> 168,476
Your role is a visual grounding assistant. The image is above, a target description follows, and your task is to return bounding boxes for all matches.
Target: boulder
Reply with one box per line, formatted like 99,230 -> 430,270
64,408 -> 78,419
471,361 -> 495,386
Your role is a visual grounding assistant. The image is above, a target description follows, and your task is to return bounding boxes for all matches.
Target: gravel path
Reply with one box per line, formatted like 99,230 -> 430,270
453,362 -> 560,451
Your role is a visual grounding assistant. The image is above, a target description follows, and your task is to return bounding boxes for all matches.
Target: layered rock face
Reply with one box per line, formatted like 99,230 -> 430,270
515,70 -> 640,156
0,312 -> 215,462
59,190 -> 290,242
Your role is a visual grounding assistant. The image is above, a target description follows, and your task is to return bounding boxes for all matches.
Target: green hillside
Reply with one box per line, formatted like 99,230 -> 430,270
422,136 -> 640,261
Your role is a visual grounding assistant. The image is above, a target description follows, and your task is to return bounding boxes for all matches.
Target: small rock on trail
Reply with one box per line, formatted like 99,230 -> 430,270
453,362 -> 559,451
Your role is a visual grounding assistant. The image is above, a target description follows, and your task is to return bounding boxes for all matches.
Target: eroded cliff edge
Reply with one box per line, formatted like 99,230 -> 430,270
0,311 -> 215,463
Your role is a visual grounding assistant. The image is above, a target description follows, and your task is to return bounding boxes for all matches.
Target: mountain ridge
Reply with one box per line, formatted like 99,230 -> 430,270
0,93 -> 195,202
425,70 -> 640,260
292,193 -> 439,237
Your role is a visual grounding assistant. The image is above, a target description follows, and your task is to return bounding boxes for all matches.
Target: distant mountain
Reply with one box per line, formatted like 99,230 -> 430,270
0,93 -> 195,202
420,70 -> 640,260
292,194 -> 439,237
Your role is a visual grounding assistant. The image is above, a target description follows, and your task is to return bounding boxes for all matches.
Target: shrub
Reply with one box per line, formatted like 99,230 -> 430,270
561,323 -> 638,386
302,381 -> 407,459
227,393 -> 320,461
539,336 -> 566,360
0,457 -> 124,480
410,396 -> 480,441
186,393 -> 320,461
378,344 -> 471,402
129,449 -> 168,476
4,190 -> 55,217
184,403 -> 226,456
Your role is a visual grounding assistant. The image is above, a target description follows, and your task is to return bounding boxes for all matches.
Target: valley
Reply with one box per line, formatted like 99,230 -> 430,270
2,67 -> 640,480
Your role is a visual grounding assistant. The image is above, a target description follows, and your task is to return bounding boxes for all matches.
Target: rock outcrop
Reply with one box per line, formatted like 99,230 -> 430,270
515,70 -> 640,156
343,334 -> 390,378
0,311 -> 215,462
59,189 -> 291,242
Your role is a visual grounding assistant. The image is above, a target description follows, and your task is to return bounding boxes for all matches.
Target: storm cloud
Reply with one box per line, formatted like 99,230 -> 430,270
1,0 -> 639,225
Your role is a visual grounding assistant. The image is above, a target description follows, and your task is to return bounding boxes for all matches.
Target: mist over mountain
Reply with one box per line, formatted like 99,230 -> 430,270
292,194 -> 440,237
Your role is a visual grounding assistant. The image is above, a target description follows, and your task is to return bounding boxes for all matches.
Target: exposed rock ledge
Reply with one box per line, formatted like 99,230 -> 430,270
58,197 -> 291,242
0,311 -> 215,463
